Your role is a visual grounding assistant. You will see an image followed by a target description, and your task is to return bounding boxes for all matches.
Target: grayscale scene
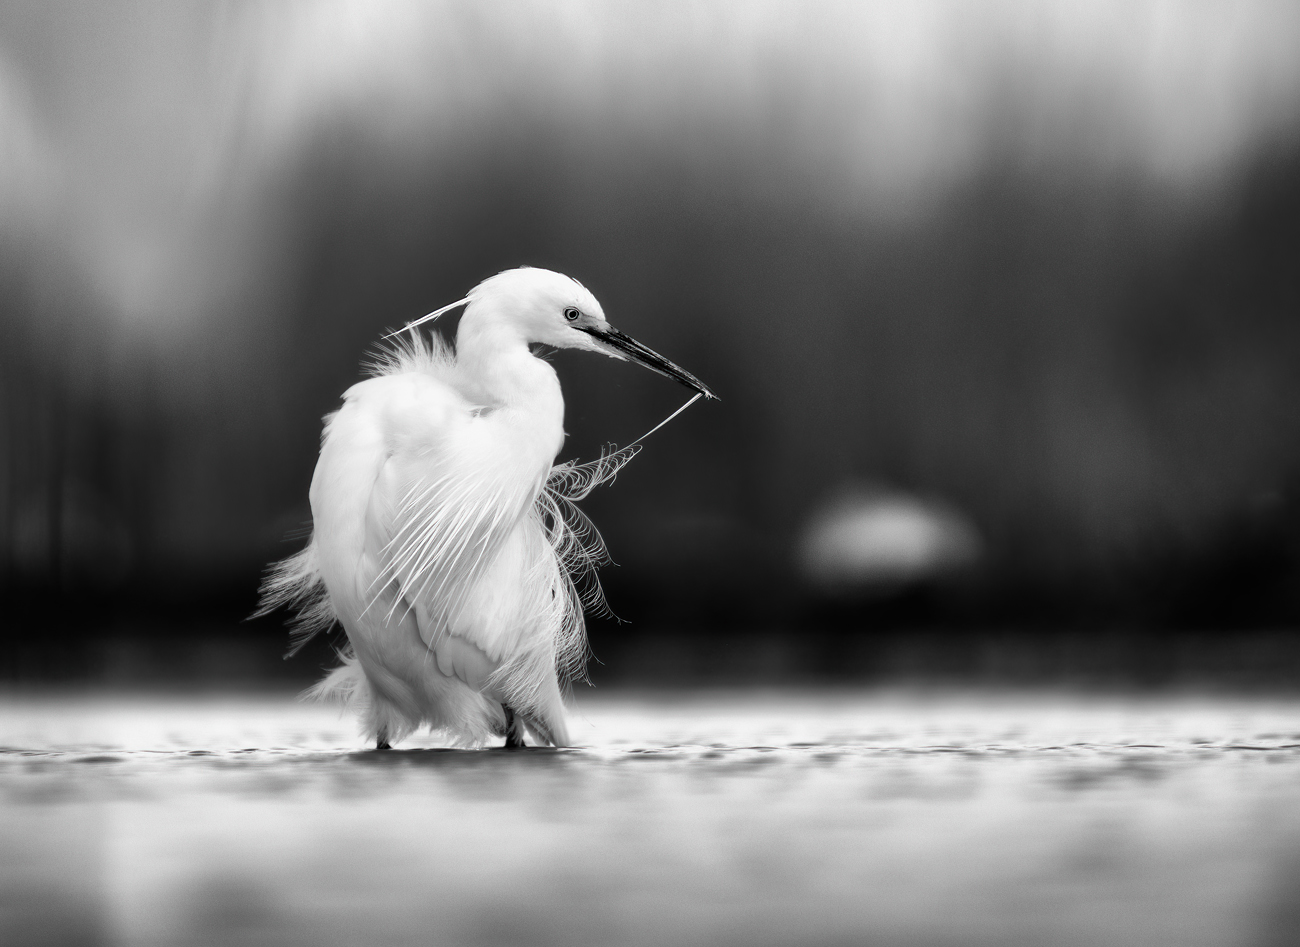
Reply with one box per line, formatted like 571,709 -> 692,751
3,3 -> 1300,946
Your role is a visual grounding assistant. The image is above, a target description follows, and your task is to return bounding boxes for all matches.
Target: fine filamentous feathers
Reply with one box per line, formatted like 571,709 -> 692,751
256,331 -> 634,747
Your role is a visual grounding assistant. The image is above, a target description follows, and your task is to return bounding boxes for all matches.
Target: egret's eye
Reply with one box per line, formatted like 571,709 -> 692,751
563,307 -> 581,323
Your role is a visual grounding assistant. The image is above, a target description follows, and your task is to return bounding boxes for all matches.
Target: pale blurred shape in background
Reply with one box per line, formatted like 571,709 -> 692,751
799,484 -> 982,592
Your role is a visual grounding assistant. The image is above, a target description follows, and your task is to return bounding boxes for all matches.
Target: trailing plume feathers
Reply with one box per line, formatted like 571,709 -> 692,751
252,542 -> 336,656
542,446 -> 639,610
534,444 -> 638,686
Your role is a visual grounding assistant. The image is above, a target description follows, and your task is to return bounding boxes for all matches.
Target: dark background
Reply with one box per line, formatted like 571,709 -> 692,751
2,1 -> 1299,688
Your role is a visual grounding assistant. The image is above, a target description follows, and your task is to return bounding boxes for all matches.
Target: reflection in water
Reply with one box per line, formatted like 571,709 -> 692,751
2,690 -> 1300,946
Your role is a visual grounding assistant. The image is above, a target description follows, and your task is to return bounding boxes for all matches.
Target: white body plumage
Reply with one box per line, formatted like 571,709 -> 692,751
259,268 -> 715,748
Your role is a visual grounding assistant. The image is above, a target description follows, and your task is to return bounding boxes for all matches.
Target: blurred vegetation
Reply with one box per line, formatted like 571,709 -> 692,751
1,2 -> 1299,652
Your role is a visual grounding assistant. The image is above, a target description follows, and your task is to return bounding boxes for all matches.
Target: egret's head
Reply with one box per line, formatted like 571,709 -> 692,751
464,266 -> 717,399
467,266 -> 606,347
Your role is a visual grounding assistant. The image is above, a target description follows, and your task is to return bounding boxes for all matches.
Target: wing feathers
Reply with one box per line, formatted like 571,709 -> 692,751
270,334 -> 642,730
366,435 -> 540,652
366,439 -> 632,694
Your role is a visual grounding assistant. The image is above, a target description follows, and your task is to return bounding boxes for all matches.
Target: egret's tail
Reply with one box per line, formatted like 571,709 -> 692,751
306,652 -> 422,747
519,710 -> 568,747
487,644 -> 572,747
304,652 -> 365,704
252,538 -> 337,655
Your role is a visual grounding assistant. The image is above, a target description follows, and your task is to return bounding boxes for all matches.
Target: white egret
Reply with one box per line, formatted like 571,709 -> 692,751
258,267 -> 716,748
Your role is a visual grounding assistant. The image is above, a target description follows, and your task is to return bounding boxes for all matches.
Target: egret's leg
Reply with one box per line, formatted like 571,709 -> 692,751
503,706 -> 526,748
375,728 -> 392,751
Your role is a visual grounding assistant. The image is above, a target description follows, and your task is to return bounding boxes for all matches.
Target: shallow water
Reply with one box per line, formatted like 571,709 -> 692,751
3,689 -> 1300,946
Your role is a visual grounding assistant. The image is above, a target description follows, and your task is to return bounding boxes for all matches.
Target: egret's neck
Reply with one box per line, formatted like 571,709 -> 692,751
455,314 -> 565,460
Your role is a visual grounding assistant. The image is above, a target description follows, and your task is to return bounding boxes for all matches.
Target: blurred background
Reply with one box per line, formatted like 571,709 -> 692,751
2,0 -> 1300,690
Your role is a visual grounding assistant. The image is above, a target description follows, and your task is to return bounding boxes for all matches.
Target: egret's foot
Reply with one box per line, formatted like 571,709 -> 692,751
503,706 -> 526,749
375,732 -> 392,750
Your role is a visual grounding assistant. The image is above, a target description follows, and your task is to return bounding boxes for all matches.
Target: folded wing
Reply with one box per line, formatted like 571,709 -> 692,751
362,380 -> 546,686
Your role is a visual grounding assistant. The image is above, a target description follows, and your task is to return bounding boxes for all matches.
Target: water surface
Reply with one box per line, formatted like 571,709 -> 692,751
3,689 -> 1299,946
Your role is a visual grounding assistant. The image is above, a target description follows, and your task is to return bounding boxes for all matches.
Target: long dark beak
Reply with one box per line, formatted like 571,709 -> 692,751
581,324 -> 719,400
